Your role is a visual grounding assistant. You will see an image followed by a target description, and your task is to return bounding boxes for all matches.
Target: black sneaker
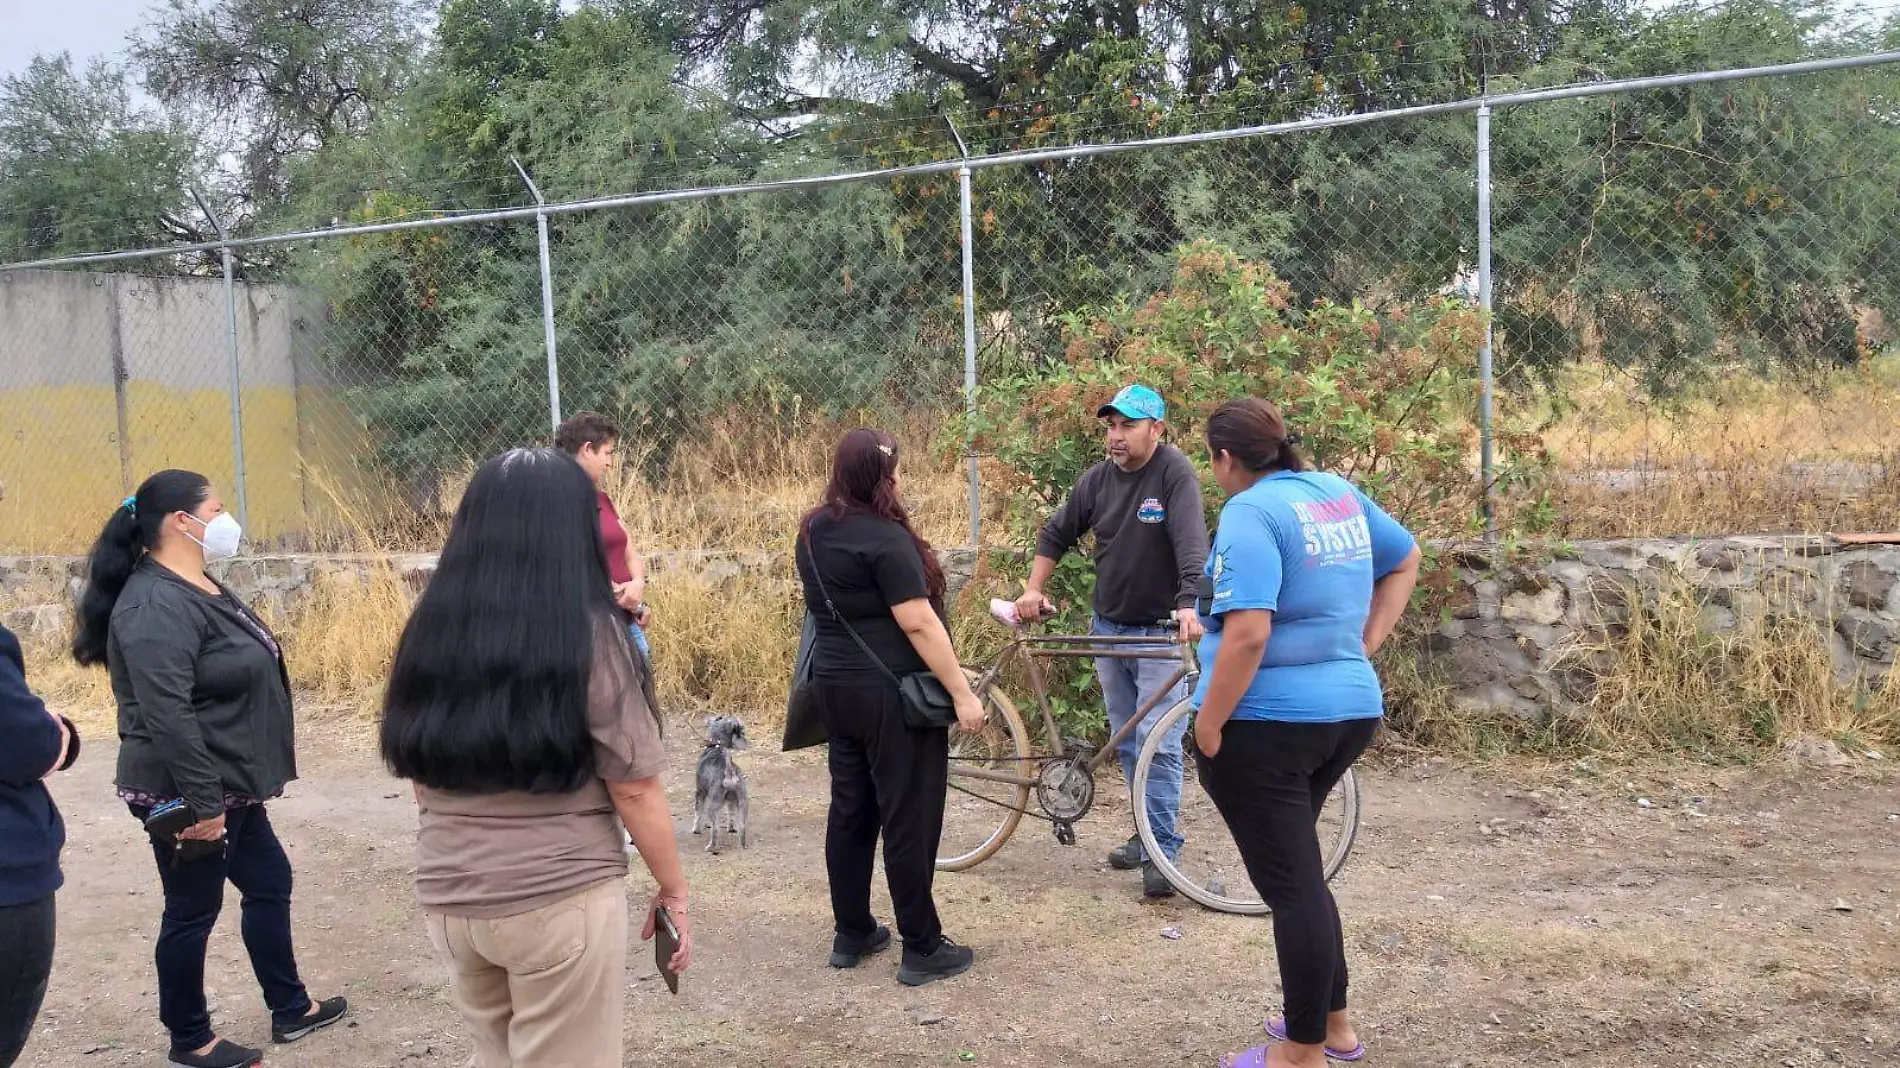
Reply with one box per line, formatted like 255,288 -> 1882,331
829,924 -> 893,968
272,995 -> 349,1044
1141,860 -> 1177,898
896,936 -> 975,987
167,1039 -> 262,1068
1107,834 -> 1145,870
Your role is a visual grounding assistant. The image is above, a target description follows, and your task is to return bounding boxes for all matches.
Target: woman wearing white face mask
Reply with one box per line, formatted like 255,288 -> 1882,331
72,470 -> 346,1068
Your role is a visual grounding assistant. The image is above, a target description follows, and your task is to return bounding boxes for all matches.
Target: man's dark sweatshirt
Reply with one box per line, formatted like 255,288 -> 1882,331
1037,444 -> 1210,625
0,624 -> 69,907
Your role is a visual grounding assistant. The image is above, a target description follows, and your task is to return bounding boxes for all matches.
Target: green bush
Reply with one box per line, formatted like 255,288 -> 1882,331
970,240 -> 1545,740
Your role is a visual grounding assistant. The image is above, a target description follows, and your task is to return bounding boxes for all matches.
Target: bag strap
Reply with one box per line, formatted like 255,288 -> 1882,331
800,532 -> 906,690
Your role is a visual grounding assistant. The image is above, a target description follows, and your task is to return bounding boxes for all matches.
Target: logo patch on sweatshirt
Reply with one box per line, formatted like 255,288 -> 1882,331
1136,497 -> 1166,524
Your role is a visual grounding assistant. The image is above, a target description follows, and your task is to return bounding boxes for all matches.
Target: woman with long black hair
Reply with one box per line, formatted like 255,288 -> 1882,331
71,470 -> 345,1068
795,429 -> 986,987
382,447 -> 690,1068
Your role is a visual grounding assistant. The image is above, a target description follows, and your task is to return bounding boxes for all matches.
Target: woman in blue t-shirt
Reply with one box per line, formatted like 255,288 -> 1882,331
1194,398 -> 1421,1068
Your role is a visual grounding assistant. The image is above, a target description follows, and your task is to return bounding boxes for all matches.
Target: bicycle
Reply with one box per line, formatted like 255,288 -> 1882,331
937,607 -> 1360,915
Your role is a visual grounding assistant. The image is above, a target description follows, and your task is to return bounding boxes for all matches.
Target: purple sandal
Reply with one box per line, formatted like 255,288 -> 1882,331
1219,1046 -> 1272,1068
1263,1018 -> 1366,1062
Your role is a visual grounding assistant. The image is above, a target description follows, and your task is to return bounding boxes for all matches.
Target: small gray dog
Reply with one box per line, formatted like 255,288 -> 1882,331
691,715 -> 750,853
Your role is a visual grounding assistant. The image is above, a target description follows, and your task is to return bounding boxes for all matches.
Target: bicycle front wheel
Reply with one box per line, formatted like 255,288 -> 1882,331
936,671 -> 1032,872
1132,700 -> 1361,915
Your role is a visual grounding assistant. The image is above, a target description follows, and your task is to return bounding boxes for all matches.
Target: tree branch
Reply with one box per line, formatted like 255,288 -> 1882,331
900,33 -> 995,99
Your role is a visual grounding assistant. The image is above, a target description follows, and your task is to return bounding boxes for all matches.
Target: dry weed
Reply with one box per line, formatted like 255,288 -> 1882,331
645,565 -> 803,722
276,566 -> 413,716
610,411 -> 971,553
1556,576 -> 1900,757
1530,356 -> 1900,537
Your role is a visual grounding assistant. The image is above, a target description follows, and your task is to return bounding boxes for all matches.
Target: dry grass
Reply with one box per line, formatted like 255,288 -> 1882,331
1383,571 -> 1900,760
1556,577 -> 1900,757
610,410 -> 976,554
273,566 -> 414,716
20,653 -> 116,734
645,565 -> 803,722
1527,355 -> 1900,537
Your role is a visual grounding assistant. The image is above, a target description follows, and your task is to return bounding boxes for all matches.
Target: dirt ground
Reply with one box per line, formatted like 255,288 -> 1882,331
24,718 -> 1900,1068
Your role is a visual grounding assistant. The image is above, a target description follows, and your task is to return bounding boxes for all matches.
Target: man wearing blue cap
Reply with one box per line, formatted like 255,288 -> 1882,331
1013,384 -> 1209,897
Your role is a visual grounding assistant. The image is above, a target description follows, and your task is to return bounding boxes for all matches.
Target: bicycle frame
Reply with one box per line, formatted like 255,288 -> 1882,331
958,631 -> 1200,789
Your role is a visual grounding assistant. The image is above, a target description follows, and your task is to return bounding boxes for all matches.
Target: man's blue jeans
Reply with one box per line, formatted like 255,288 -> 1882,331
1092,617 -> 1189,861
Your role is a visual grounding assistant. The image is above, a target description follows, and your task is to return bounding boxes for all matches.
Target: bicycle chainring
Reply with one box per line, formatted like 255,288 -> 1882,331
1035,758 -> 1096,823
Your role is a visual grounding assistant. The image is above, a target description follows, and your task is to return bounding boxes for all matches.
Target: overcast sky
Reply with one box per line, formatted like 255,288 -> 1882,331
5,0 -> 1896,83
0,0 -> 153,79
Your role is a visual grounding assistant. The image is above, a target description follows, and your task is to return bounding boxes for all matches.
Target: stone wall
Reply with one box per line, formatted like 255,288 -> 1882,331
5,536 -> 1895,715
1421,535 -> 1898,718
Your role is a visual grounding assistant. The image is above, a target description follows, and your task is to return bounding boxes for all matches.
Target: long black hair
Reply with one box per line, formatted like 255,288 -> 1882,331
380,447 -> 617,794
72,469 -> 212,666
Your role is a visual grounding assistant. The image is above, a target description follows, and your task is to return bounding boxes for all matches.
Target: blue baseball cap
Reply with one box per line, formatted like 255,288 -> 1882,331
1097,384 -> 1166,422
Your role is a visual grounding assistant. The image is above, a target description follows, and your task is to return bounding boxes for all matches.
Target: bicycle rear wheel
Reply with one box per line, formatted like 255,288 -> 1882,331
936,672 -> 1032,872
1131,700 -> 1360,915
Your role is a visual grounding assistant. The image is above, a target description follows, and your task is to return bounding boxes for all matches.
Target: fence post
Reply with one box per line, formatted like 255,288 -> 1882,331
948,121 -> 982,549
513,157 -> 562,432
1475,103 -> 1497,544
193,186 -> 249,532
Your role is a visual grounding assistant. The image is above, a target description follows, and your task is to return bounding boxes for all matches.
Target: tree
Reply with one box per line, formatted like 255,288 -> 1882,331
132,0 -> 421,217
290,0 -> 955,486
1490,0 -> 1900,385
0,55 -> 204,264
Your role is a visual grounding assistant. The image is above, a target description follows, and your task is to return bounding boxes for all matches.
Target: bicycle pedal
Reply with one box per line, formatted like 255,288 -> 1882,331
1060,736 -> 1096,759
1053,821 -> 1077,846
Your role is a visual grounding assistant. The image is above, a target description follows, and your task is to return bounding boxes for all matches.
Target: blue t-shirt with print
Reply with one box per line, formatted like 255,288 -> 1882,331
1191,471 -> 1417,723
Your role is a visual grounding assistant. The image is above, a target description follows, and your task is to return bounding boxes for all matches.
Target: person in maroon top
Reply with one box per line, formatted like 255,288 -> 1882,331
554,412 -> 651,656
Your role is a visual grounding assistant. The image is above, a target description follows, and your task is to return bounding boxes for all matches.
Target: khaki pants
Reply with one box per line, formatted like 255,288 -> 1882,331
424,879 -> 628,1068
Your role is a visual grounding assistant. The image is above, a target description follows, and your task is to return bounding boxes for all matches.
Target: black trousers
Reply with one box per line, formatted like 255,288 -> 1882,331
129,803 -> 311,1052
0,894 -> 55,1068
1197,717 -> 1379,1046
814,679 -> 950,953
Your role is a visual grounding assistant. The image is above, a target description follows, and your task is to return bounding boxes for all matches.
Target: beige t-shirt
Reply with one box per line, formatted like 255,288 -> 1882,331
414,620 -> 666,918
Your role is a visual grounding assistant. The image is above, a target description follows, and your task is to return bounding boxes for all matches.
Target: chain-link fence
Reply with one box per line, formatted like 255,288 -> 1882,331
4,52 -> 1899,555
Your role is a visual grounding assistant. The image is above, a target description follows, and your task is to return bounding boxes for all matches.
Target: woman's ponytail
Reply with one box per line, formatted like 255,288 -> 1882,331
71,470 -> 211,666
1278,431 -> 1309,473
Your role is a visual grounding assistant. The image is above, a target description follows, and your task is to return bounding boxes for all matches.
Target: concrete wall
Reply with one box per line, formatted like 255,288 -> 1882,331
4,536 -> 1896,713
0,269 -> 370,553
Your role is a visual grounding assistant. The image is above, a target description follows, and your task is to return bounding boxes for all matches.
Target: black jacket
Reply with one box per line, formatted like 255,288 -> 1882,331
1,624 -> 69,906
110,560 -> 296,821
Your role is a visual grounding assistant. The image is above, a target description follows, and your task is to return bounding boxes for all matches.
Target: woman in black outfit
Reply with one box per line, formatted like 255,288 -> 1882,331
71,471 -> 346,1068
796,429 -> 986,987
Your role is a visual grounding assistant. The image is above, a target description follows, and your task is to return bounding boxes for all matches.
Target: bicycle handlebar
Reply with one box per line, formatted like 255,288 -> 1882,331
990,598 -> 1191,634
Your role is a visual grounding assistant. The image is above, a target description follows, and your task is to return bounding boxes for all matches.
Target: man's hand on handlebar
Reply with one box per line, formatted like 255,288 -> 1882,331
1173,607 -> 1205,642
1012,589 -> 1057,623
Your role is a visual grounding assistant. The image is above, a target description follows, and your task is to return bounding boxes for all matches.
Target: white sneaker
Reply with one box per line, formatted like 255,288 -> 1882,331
624,829 -> 639,854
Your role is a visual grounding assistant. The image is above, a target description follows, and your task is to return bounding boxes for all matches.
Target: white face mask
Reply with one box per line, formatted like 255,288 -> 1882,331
184,512 -> 244,562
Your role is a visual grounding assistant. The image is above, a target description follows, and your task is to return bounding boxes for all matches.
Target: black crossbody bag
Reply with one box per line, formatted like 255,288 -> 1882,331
798,536 -> 958,731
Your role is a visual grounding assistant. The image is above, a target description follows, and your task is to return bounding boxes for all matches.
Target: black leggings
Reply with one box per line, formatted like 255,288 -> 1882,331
1197,717 -> 1378,1046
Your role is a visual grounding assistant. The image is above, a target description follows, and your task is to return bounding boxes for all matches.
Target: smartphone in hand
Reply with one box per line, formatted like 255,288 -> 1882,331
653,906 -> 681,995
